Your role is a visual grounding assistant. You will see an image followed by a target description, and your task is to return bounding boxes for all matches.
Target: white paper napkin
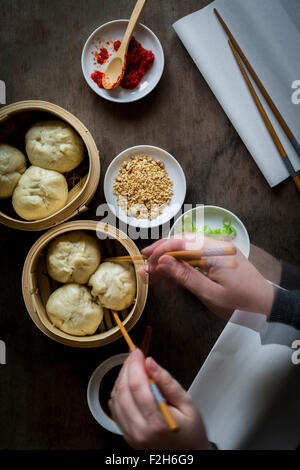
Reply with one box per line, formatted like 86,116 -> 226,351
173,0 -> 300,187
188,309 -> 300,449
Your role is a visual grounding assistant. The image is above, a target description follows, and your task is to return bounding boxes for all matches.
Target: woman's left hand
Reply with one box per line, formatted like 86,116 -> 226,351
109,348 -> 212,450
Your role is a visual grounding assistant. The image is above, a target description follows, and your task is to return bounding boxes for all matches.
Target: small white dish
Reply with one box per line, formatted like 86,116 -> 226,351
87,353 -> 128,435
169,205 -> 250,258
104,145 -> 187,228
81,20 -> 164,103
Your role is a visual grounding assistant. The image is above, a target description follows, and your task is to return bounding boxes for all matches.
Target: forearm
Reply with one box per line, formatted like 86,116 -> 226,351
270,287 -> 300,330
280,261 -> 300,290
268,260 -> 300,330
250,246 -> 300,329
249,244 -> 281,285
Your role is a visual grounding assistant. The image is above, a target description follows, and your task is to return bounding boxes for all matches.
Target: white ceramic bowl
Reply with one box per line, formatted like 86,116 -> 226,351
81,20 -> 164,103
87,353 -> 129,435
169,205 -> 250,258
104,145 -> 187,228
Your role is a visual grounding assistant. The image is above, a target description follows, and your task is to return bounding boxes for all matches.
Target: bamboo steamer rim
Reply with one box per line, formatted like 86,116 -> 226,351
0,100 -> 100,231
22,220 -> 148,348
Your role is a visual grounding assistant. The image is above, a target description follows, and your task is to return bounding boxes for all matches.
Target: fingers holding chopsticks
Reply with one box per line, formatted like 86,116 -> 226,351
109,349 -> 175,448
145,237 -> 187,281
109,349 -> 211,450
139,234 -> 236,281
138,235 -> 237,285
155,255 -> 220,298
146,234 -> 236,262
137,236 -> 275,320
109,351 -> 150,440
126,350 -> 166,423
108,236 -> 236,285
139,237 -> 188,285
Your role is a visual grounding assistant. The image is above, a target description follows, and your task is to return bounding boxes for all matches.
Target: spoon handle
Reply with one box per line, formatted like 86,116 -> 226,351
120,0 -> 147,53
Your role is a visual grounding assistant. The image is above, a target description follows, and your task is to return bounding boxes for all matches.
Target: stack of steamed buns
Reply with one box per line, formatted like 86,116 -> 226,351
45,231 -> 137,336
0,120 -> 84,220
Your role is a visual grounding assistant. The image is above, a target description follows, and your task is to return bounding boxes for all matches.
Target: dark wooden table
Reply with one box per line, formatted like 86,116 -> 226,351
1,0 -> 300,450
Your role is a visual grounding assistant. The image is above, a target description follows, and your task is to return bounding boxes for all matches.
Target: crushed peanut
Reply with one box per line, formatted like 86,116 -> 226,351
113,154 -> 173,220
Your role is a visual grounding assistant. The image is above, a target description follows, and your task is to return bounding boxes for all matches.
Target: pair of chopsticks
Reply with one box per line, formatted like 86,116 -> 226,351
214,9 -> 300,192
112,311 -> 179,432
104,245 -> 237,269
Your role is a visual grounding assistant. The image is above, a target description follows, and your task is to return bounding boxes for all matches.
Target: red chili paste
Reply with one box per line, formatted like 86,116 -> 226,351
114,40 -> 121,51
97,47 -> 109,64
91,36 -> 155,90
91,70 -> 104,88
121,36 -> 155,89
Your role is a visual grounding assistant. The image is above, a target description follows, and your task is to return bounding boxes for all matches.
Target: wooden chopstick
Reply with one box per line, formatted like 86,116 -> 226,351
228,40 -> 300,192
165,246 -> 236,259
113,312 -> 136,351
112,312 -> 179,432
140,325 -> 152,356
104,254 -> 147,262
103,246 -> 237,263
214,8 -> 300,159
105,255 -> 236,269
189,259 -> 236,268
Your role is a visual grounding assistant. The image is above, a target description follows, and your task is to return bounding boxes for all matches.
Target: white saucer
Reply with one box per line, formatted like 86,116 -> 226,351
87,353 -> 128,435
81,20 -> 164,103
169,205 -> 250,258
104,145 -> 187,228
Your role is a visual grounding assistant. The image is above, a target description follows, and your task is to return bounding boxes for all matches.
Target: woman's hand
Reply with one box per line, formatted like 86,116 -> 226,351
109,349 -> 211,450
139,235 -> 275,319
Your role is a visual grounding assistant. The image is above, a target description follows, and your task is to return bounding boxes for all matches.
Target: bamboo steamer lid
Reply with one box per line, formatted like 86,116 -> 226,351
0,101 -> 100,231
22,220 -> 148,348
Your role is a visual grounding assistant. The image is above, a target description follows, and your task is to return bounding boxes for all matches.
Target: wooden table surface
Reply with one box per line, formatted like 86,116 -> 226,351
0,0 -> 300,450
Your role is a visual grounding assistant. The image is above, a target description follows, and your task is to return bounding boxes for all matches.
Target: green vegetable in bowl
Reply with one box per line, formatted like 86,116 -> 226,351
179,214 -> 237,274
180,215 -> 237,238
180,215 -> 198,233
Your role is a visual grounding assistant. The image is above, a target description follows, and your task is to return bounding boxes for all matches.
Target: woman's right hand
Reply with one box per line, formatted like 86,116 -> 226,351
139,235 -> 275,319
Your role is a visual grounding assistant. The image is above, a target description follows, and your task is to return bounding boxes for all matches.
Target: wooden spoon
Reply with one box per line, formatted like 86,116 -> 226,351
102,0 -> 147,90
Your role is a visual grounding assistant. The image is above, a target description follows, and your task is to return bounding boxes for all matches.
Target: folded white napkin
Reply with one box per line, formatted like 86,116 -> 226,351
173,0 -> 300,187
188,309 -> 300,449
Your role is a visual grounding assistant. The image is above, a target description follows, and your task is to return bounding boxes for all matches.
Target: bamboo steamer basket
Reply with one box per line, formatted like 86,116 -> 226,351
22,221 -> 148,348
0,101 -> 100,231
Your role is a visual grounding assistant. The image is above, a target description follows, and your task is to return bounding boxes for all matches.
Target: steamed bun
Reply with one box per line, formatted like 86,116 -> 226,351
46,283 -> 103,336
12,165 -> 68,220
88,261 -> 136,311
46,231 -> 101,284
25,120 -> 84,173
0,143 -> 27,198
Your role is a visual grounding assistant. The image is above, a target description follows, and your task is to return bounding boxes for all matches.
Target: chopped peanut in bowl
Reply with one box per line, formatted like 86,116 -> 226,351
113,155 -> 173,220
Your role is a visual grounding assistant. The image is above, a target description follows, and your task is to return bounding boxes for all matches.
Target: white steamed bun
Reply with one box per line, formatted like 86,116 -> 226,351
25,120 -> 84,173
46,231 -> 101,284
12,165 -> 68,220
46,283 -> 103,336
88,261 -> 136,311
0,143 -> 27,198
